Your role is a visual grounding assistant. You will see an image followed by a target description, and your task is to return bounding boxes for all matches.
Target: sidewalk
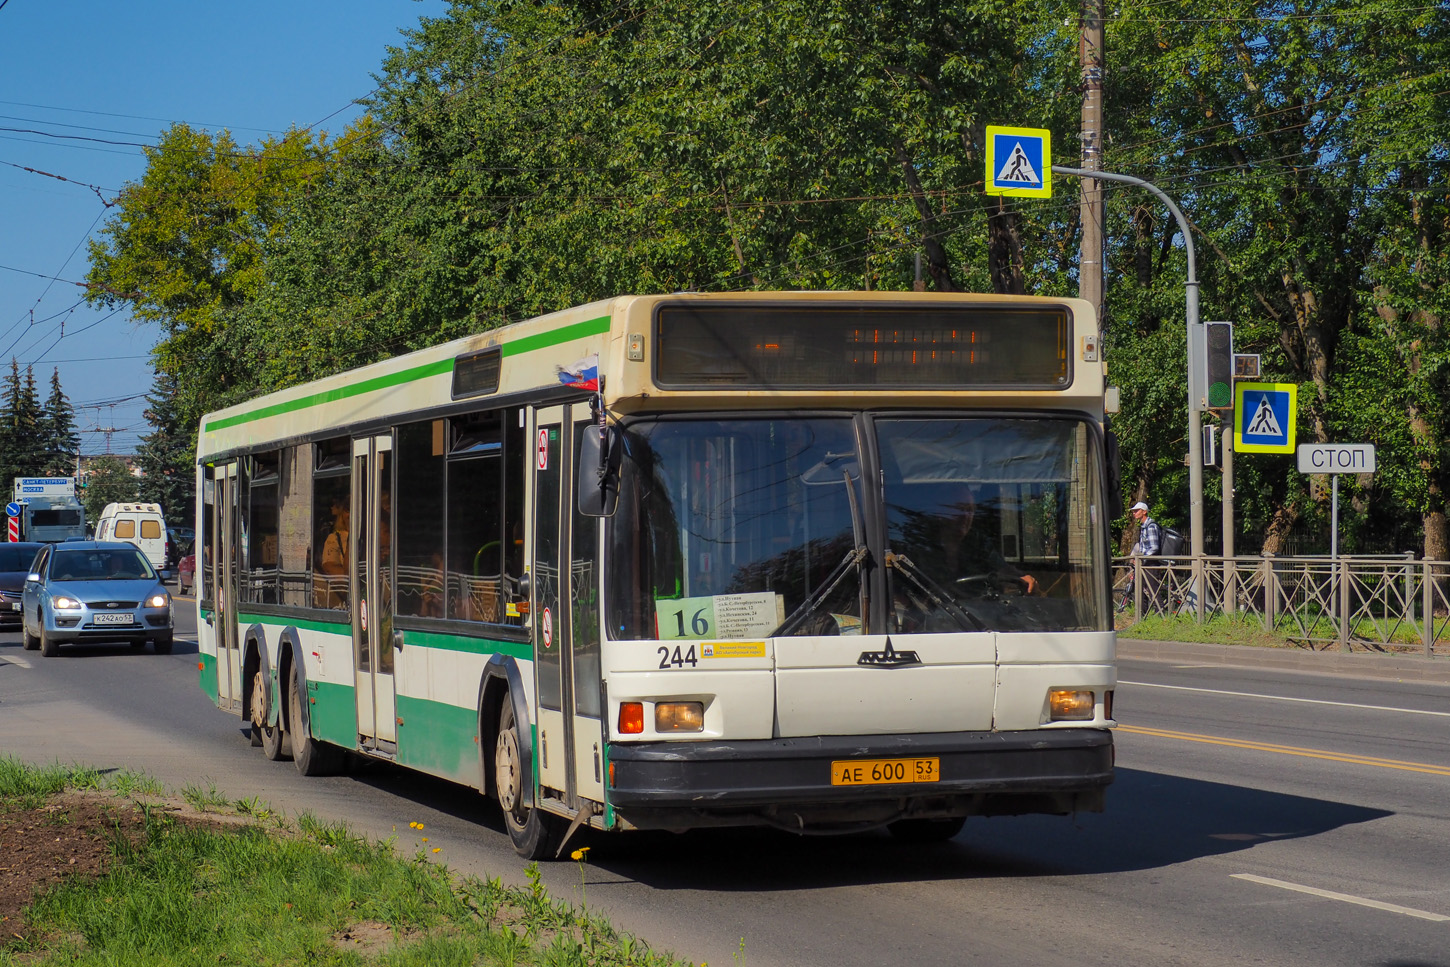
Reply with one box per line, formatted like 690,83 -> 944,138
1117,638 -> 1450,685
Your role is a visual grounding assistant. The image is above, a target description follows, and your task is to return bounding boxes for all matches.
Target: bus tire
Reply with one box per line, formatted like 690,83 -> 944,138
495,699 -> 562,859
887,817 -> 966,844
251,668 -> 289,761
289,666 -> 342,777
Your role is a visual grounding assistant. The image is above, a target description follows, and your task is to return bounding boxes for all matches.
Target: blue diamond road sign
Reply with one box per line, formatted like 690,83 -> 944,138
1234,381 -> 1297,454
985,125 -> 1051,198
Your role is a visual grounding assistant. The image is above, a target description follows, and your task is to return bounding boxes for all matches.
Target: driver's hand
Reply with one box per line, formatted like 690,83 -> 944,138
1022,574 -> 1039,595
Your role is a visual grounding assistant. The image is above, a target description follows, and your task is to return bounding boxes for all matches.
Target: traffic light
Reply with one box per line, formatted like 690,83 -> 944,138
1205,320 -> 1234,409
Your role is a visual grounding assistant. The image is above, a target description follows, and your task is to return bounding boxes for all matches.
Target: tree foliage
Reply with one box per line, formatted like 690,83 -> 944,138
136,371 -> 195,527
81,456 -> 139,523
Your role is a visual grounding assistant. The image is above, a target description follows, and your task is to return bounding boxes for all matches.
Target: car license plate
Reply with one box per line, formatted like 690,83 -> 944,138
8,602 -> 18,612
93,612 -> 134,626
830,757 -> 940,786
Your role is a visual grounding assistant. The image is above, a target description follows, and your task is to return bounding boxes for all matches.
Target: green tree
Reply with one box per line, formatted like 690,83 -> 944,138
1095,0 -> 1450,555
0,360 -> 46,488
83,123 -> 363,427
136,371 -> 194,527
82,456 -> 138,523
39,369 -> 79,479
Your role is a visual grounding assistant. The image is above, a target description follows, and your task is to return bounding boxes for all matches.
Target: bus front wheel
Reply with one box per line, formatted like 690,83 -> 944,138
494,700 -> 562,859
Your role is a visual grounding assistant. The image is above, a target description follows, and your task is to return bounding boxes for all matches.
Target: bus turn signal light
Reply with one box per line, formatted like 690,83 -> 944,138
655,701 -> 704,733
618,702 -> 644,734
1049,689 -> 1095,721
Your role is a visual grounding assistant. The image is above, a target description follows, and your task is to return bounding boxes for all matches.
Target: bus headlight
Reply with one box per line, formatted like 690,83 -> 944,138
655,701 -> 704,733
1048,689 -> 1095,721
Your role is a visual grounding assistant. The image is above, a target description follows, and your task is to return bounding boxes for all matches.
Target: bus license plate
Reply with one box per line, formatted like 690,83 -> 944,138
93,612 -> 134,626
830,757 -> 940,786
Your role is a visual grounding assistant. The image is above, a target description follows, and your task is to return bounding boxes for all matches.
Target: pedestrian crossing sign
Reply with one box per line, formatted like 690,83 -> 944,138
986,125 -> 1051,198
1234,381 -> 1297,454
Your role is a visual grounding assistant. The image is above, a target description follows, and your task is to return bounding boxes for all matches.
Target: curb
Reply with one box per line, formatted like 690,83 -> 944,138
1117,638 -> 1450,685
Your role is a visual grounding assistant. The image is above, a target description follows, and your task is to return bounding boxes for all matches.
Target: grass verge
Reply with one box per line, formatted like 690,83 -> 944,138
0,757 -> 690,966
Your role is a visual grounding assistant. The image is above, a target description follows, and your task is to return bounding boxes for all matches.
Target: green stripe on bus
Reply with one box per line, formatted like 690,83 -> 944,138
396,694 -> 481,785
237,613 -> 350,635
306,679 -> 357,748
202,314 -> 610,433
198,652 -> 218,701
204,358 -> 454,432
402,628 -> 531,661
499,315 -> 610,357
230,614 -> 527,659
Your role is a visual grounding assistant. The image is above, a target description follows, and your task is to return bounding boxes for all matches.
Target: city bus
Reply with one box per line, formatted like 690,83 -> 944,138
195,290 -> 1117,858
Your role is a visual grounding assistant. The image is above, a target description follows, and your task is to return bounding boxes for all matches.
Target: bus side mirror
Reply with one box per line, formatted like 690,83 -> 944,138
577,424 -> 621,517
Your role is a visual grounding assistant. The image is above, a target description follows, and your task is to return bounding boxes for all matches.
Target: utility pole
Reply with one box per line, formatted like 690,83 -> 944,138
1079,0 -> 1105,325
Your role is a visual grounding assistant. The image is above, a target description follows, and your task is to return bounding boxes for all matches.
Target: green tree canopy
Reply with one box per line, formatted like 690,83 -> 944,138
82,456 -> 139,524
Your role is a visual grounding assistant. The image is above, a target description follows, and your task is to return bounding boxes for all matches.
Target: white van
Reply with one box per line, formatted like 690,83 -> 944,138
95,502 -> 171,579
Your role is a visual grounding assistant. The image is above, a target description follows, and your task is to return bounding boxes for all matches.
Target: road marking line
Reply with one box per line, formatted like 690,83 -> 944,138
1232,873 -> 1450,922
1,655 -> 32,669
1118,725 -> 1450,776
1119,680 -> 1450,718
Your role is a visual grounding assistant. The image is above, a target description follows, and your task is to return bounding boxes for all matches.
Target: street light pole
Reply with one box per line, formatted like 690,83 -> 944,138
1052,165 -> 1204,558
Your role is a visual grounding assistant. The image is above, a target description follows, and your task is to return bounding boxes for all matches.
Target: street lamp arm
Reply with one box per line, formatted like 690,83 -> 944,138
1052,166 -> 1196,283
1051,164 -> 1205,558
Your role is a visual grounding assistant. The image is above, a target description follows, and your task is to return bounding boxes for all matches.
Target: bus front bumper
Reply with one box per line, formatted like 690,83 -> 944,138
606,728 -> 1113,831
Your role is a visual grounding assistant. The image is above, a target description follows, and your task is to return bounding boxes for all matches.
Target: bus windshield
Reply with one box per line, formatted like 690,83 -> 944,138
606,414 -> 1107,639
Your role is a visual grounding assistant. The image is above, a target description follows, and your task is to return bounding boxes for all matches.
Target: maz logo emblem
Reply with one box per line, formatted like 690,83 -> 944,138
857,637 -> 921,668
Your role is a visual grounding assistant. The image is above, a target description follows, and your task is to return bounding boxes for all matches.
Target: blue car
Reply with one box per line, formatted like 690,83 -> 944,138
21,541 -> 174,656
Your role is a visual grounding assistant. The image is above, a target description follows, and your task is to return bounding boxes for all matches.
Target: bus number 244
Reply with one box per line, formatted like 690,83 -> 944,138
657,644 -> 699,669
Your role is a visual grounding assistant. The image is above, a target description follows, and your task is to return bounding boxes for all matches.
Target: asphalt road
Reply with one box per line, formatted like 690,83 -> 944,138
3,609 -> 1449,967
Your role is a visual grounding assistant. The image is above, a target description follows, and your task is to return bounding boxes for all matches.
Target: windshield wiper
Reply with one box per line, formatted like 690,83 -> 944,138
768,544 -> 869,638
886,551 -> 987,633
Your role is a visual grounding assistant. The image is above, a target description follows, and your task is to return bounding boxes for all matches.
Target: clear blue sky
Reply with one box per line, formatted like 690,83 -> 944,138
0,0 -> 448,456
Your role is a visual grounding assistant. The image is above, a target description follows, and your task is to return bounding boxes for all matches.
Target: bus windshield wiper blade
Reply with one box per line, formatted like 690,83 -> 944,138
887,551 -> 987,633
768,545 -> 869,638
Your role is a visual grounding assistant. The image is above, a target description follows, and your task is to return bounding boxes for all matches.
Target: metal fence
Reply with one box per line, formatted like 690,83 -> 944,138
1113,554 -> 1450,657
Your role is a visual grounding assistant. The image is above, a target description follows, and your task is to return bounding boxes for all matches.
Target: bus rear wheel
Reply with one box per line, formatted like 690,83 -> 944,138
251,669 -> 289,761
494,699 -> 562,859
289,666 -> 343,777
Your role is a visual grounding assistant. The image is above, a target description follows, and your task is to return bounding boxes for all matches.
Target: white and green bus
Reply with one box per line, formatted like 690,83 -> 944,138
195,290 -> 1117,857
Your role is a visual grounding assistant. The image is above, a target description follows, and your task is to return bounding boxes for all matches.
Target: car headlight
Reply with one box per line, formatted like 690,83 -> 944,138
52,596 -> 82,610
147,593 -> 169,608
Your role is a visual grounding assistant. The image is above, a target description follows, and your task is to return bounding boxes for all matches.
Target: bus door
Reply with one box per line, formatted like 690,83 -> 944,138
352,435 -> 396,749
209,462 -> 243,711
531,404 -> 606,811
